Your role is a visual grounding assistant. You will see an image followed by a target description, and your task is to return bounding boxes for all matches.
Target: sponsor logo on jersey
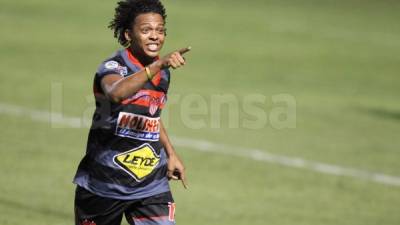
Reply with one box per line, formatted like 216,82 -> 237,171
104,60 -> 128,76
104,60 -> 119,69
115,112 -> 160,141
113,144 -> 160,181
118,66 -> 128,76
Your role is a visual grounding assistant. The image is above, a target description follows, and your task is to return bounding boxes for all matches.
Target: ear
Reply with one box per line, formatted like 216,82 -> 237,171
124,29 -> 132,42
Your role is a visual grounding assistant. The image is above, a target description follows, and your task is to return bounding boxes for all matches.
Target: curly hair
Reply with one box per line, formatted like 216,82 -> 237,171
109,0 -> 167,46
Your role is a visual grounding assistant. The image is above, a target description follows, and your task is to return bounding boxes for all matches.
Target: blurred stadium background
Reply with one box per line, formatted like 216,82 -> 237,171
1,0 -> 400,224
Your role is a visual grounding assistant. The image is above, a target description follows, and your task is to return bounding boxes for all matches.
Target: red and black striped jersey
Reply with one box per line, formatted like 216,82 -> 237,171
73,49 -> 171,200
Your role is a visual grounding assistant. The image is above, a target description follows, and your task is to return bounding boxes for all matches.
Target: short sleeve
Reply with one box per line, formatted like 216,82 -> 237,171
94,60 -> 128,93
164,68 -> 171,85
164,69 -> 171,93
97,60 -> 128,78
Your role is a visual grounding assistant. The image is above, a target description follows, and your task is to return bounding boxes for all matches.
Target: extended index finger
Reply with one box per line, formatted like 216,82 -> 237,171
180,172 -> 188,189
178,46 -> 191,55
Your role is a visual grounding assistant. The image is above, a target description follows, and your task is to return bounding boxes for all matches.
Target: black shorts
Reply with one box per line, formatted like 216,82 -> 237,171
74,186 -> 176,225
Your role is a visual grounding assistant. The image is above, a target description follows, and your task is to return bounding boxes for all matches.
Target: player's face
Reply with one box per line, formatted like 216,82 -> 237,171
130,13 -> 165,59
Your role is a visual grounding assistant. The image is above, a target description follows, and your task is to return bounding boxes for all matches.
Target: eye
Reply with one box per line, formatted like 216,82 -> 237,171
141,28 -> 151,34
156,27 -> 166,35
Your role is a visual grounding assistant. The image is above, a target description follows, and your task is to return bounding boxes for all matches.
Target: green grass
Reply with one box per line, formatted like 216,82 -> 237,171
1,0 -> 400,224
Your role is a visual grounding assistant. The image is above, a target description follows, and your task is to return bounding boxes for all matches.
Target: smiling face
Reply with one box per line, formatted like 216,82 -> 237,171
126,13 -> 166,60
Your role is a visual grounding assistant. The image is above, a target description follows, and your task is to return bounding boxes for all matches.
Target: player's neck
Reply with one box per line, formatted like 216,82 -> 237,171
128,47 -> 156,67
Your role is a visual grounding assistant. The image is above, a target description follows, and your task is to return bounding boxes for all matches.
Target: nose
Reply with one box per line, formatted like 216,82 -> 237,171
149,30 -> 158,41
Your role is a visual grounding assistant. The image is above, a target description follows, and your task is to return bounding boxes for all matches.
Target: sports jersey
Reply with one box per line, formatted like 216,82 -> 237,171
73,48 -> 171,200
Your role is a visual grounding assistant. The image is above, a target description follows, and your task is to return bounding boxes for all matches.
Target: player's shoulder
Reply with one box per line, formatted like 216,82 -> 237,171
101,49 -> 125,66
96,50 -> 128,77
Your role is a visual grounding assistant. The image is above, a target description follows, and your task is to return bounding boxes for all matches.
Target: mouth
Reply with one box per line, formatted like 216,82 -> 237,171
146,43 -> 159,52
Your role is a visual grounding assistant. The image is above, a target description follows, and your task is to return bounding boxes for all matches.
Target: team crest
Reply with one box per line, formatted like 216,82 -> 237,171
149,95 -> 166,115
149,97 -> 159,115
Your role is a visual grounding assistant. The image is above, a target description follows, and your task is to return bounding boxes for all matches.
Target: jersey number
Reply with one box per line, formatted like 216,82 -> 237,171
168,202 -> 176,222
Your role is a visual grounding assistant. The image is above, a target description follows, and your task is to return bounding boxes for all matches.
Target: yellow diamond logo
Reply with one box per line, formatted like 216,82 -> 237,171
113,144 -> 160,181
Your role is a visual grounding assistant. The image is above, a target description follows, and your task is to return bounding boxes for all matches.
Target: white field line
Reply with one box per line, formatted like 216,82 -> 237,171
268,24 -> 400,48
1,102 -> 400,187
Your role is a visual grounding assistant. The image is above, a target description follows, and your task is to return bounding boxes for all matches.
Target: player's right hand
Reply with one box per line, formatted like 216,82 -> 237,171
159,47 -> 191,69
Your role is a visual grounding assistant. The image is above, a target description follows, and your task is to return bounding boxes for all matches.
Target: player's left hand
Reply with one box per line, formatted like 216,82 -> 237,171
167,153 -> 188,189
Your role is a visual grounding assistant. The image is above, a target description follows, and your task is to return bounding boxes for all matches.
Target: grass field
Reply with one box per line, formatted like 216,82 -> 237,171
1,0 -> 400,224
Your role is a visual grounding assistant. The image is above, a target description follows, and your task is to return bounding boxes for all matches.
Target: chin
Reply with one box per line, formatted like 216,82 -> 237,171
145,51 -> 159,58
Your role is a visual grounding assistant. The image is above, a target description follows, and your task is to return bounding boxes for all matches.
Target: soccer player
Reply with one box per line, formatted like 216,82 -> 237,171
73,1 -> 189,225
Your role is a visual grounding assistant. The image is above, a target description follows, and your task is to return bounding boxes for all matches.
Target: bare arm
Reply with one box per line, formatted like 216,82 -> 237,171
101,61 -> 163,102
160,120 -> 188,189
159,120 -> 175,157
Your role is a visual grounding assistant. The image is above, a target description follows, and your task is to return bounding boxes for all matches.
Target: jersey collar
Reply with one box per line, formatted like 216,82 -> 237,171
125,48 -> 160,69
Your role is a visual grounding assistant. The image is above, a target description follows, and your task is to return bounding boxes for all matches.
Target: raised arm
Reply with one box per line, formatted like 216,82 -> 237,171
101,47 -> 191,103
